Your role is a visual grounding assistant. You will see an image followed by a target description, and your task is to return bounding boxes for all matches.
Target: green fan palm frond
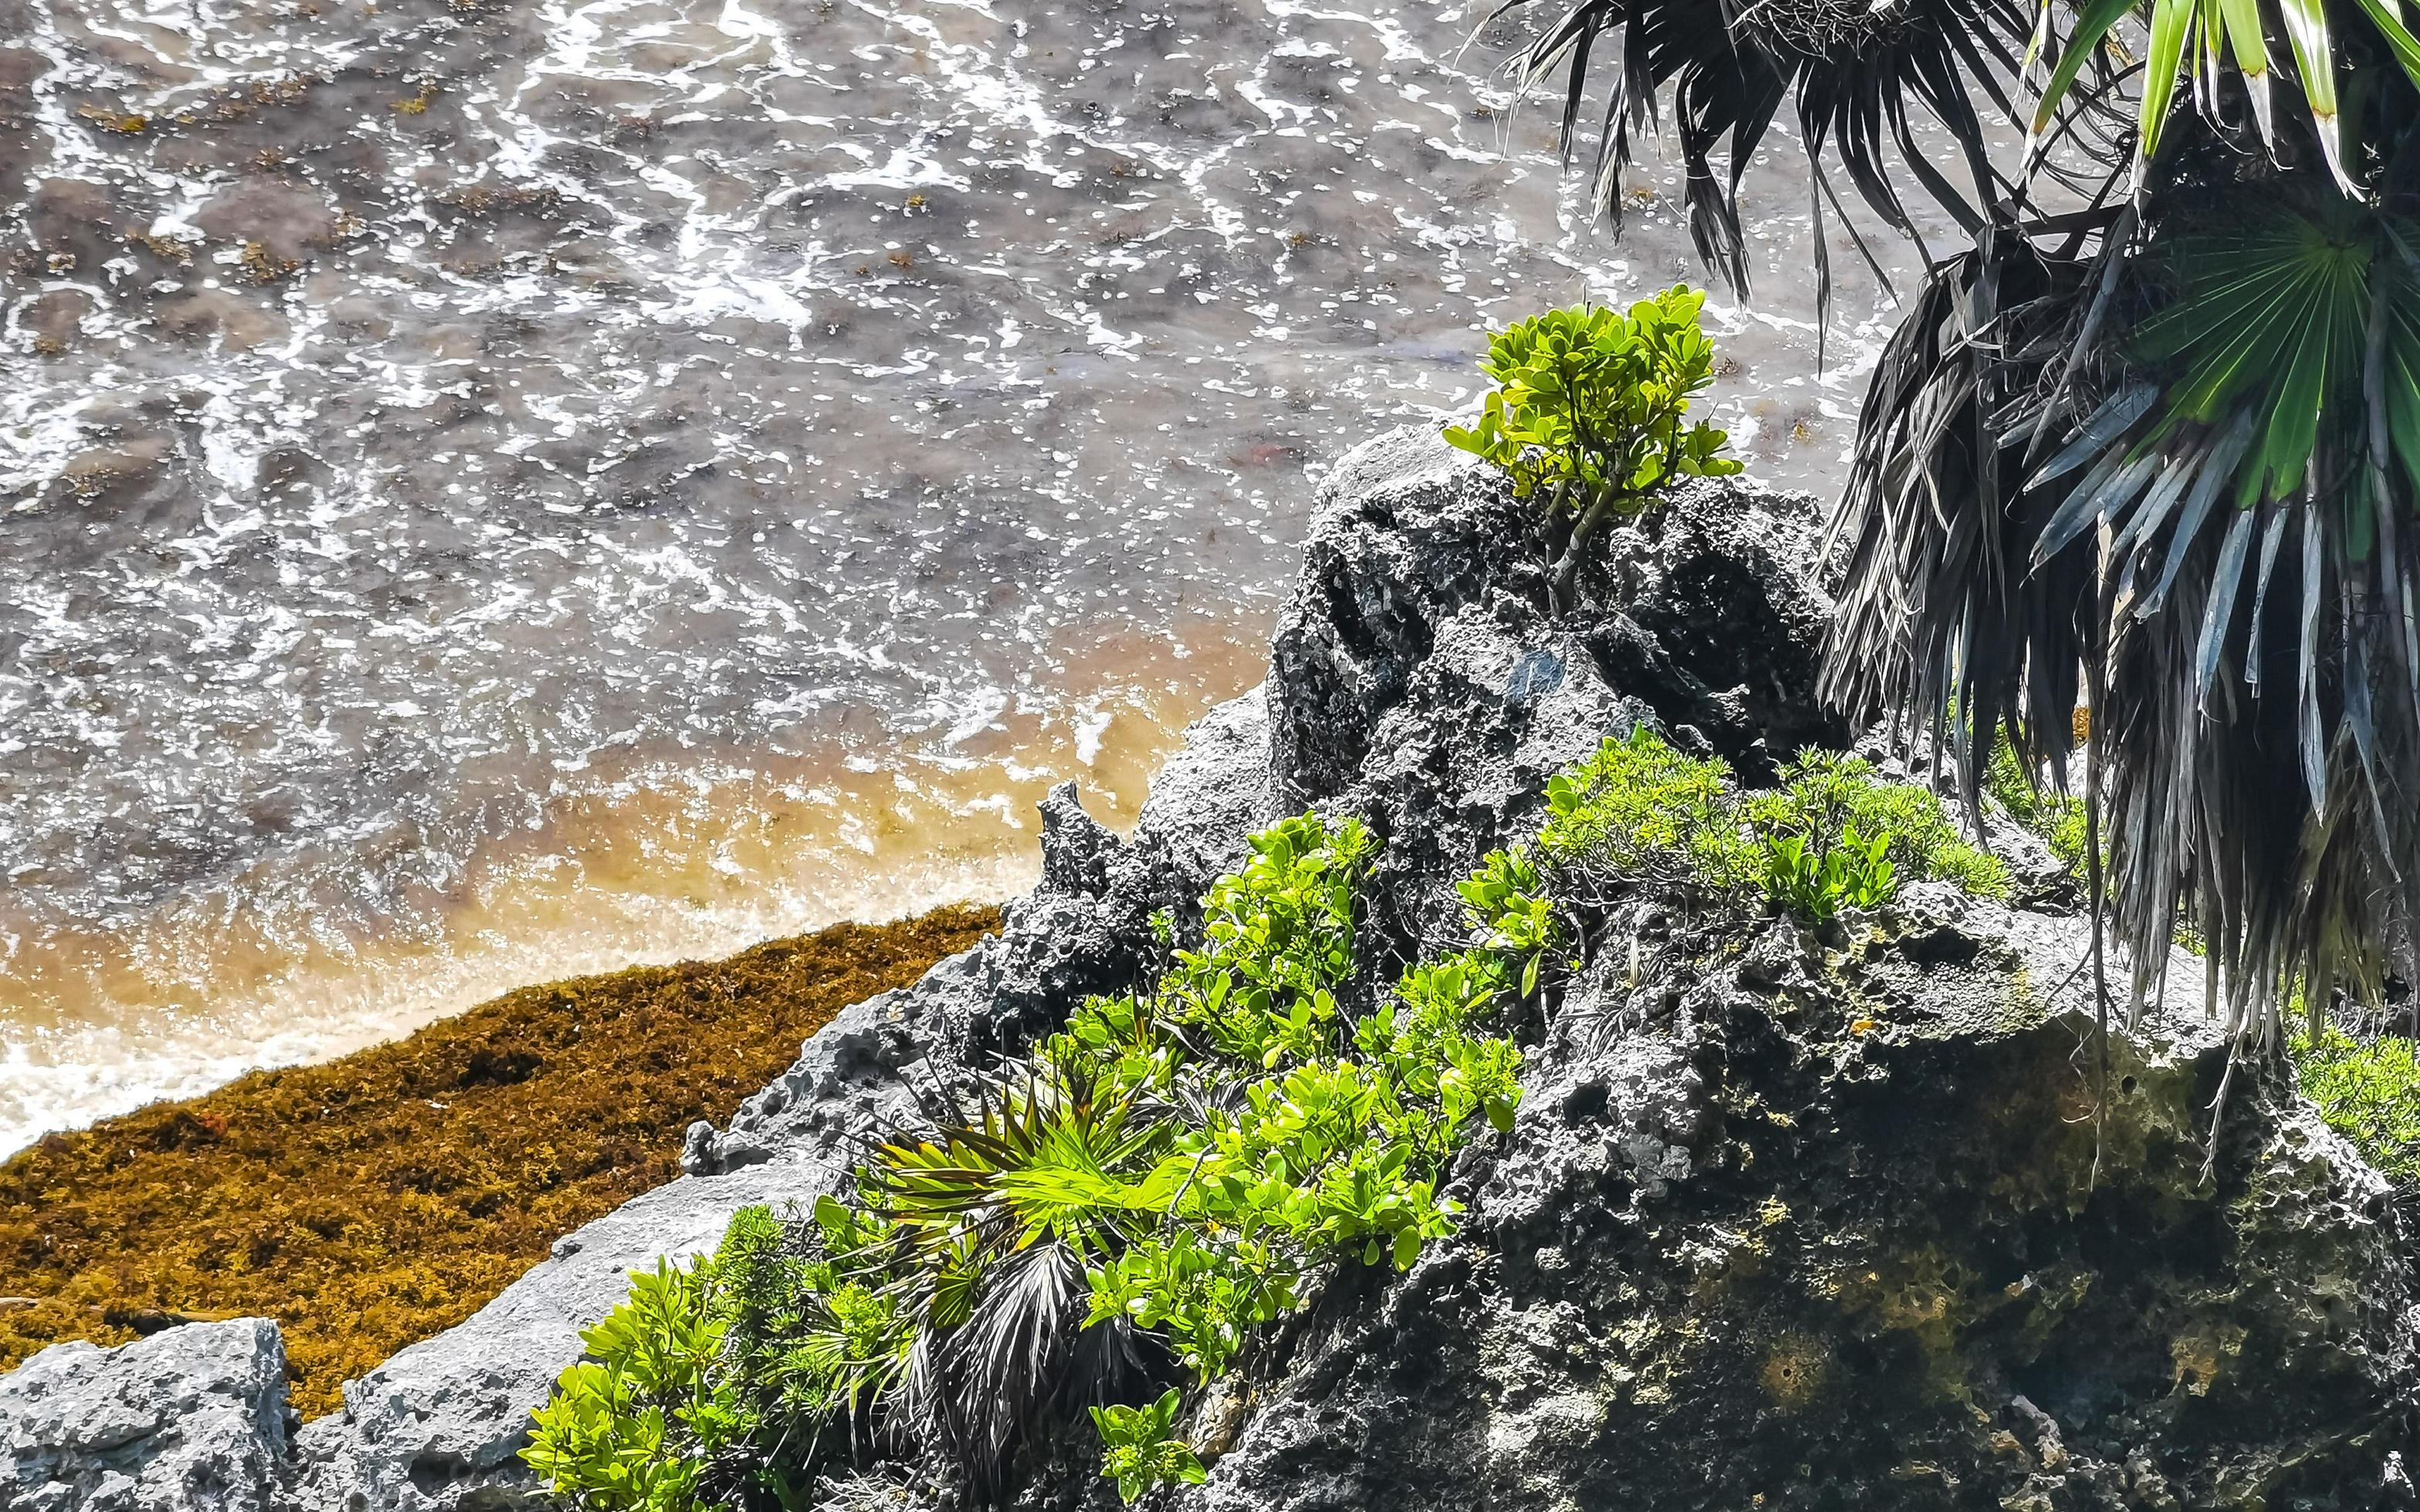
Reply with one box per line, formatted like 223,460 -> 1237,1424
918,1240 -> 1156,1508
2036,0 -> 2420,192
864,1062 -> 1176,1500
1827,187 -> 2420,1036
873,1065 -> 1169,1260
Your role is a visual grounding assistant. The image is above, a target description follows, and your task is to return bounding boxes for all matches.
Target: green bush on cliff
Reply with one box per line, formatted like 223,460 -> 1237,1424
1091,1389 -> 1206,1502
522,1260 -> 736,1512
2297,1030 -> 2420,1186
525,814 -> 1538,1510
1444,289 -> 1739,612
1539,730 -> 2006,920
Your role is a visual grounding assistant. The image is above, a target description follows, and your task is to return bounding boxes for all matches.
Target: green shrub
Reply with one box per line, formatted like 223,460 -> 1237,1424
528,812 -> 1536,1510
1091,1389 -> 1207,1504
1984,735 -> 2091,882
1746,749 -> 2009,903
1537,731 -> 2008,920
1161,815 -> 1377,1072
522,1260 -> 735,1512
2297,1030 -> 2420,1186
1456,849 -> 1556,995
1537,731 -> 1749,884
1444,289 -> 1740,611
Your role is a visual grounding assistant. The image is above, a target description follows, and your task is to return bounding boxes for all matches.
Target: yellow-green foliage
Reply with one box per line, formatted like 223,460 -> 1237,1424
0,907 -> 998,1418
522,1261 -> 733,1512
1540,731 -> 2007,919
527,817 -> 1538,1510
1442,290 -> 1739,521
2297,1029 -> 2420,1185
1539,729 -> 1747,883
1752,750 -> 2009,902
1093,1389 -> 1207,1504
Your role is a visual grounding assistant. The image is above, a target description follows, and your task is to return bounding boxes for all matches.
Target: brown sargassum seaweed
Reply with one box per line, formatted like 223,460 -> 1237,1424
0,904 -> 999,1418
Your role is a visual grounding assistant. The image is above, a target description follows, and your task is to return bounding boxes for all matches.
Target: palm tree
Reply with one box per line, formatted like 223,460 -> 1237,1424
1485,0 -> 2420,1047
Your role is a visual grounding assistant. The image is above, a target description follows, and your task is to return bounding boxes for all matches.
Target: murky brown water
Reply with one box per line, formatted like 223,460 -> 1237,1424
0,0 -> 1940,1151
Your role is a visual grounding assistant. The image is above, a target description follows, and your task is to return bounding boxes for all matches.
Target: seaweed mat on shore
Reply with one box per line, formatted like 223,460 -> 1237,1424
0,904 -> 999,1418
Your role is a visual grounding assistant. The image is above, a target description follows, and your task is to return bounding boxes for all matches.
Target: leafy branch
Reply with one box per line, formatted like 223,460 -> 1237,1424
1445,289 -> 1739,613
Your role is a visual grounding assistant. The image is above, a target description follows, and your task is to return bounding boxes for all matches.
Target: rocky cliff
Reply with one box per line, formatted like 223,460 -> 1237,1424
5,430 -> 2414,1512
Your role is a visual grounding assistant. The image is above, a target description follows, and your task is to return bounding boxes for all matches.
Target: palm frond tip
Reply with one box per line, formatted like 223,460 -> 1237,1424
1823,195 -> 2420,1034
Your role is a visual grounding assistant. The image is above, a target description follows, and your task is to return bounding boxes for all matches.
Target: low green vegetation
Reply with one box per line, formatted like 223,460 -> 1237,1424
1983,737 -> 2091,882
2296,1030 -> 2420,1186
1091,1389 -> 1206,1503
1539,731 -> 2006,920
526,815 -> 1535,1510
1444,288 -> 1740,612
526,734 -> 2016,1509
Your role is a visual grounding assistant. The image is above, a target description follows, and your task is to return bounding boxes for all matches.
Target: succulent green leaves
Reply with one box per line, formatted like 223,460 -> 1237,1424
1446,290 -> 1739,611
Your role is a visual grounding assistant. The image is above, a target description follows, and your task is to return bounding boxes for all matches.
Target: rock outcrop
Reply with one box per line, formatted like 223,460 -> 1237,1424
0,1317 -> 289,1512
1087,898 -> 2420,1511
6,426 -> 2414,1511
1266,427 -> 1843,964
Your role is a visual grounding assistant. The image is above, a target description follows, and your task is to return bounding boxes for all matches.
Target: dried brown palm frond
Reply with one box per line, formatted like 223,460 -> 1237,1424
1820,217 -> 2107,796
1825,177 -> 2420,1039
1480,0 -> 2088,323
2098,509 -> 2420,1041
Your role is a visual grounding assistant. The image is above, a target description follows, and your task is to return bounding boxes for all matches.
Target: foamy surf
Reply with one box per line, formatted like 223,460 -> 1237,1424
0,629 -> 1259,1154
0,0 -> 1962,1149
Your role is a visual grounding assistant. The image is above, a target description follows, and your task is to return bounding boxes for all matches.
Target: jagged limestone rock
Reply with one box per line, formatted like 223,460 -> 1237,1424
0,1318 -> 289,1512
1091,897 -> 2420,1512
1266,424 -> 1848,961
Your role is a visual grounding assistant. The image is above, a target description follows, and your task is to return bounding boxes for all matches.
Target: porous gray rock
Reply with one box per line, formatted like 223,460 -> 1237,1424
1115,693 -> 1278,933
1052,899 -> 2420,1512
1269,426 -> 1843,805
1267,424 -> 1847,961
1037,781 -> 1117,899
0,1317 -> 289,1512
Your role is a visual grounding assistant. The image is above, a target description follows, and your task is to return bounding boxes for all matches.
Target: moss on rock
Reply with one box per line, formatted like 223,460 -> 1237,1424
0,904 -> 999,1419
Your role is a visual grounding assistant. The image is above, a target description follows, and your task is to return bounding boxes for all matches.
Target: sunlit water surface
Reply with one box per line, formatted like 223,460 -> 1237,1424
0,0 -> 1943,1153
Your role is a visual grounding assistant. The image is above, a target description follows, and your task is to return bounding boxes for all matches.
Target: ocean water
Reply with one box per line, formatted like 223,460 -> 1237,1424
0,0 -> 1940,1154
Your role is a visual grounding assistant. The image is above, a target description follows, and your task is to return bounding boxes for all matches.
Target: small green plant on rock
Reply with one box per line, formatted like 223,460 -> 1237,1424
1762,827 -> 1894,922
1536,730 -> 2007,921
1537,730 -> 1748,886
1746,749 -> 2007,907
1091,1389 -> 1208,1504
2297,1030 -> 2420,1186
1444,288 -> 1739,613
